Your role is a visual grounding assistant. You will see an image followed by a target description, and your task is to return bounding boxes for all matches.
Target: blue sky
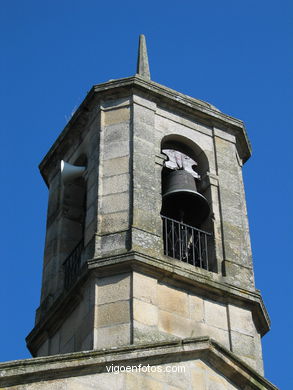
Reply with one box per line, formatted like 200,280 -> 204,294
0,1 -> 292,388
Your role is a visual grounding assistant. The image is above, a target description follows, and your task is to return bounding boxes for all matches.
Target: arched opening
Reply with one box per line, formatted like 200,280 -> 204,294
161,135 -> 215,271
60,155 -> 87,289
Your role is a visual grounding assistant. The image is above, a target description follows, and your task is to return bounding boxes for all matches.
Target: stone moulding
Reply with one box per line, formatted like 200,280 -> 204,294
88,251 -> 270,334
39,75 -> 251,187
0,337 -> 278,389
26,251 -> 270,357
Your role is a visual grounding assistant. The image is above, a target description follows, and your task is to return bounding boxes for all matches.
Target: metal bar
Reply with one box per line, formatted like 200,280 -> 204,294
198,231 -> 202,268
164,217 -> 168,256
172,220 -> 175,258
161,215 -> 212,272
162,215 -> 211,235
178,222 -> 182,260
63,240 -> 83,290
192,228 -> 195,266
185,225 -> 188,262
205,233 -> 209,271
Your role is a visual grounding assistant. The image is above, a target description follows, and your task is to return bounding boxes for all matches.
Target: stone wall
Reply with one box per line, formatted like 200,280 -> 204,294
36,270 -> 263,376
0,338 -> 277,390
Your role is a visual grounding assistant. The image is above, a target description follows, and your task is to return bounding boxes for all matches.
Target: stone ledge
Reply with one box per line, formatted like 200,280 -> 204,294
0,337 -> 278,389
88,251 -> 270,335
27,251 -> 270,357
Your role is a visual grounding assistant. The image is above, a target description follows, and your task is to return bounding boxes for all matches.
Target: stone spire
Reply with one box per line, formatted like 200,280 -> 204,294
136,34 -> 151,80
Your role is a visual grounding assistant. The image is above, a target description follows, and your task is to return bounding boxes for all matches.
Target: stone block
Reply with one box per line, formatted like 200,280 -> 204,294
231,331 -> 255,358
101,192 -> 129,214
190,322 -> 230,349
103,107 -> 130,126
157,283 -> 189,318
70,372 -> 125,390
100,211 -> 129,234
133,298 -> 158,327
96,300 -> 130,327
158,310 -> 194,338
207,371 -> 237,390
146,362 -> 192,390
223,261 -> 255,290
36,339 -> 49,357
133,137 -> 154,157
101,96 -> 130,109
95,323 -> 131,349
59,307 -> 78,346
228,304 -> 255,336
133,104 -> 155,125
103,156 -> 129,177
132,208 -> 161,235
133,272 -> 157,305
133,320 -> 178,344
80,332 -> 93,352
189,294 -> 204,322
254,332 -> 264,375
132,229 -> 161,256
191,369 -> 205,389
75,309 -> 94,350
49,331 -> 60,355
125,373 -> 164,390
97,273 -> 131,305
204,300 -> 228,330
133,94 -> 156,109
134,122 -> 156,143
60,336 -> 74,354
99,231 -> 128,254
103,173 -> 129,195
104,122 -> 130,143
103,140 -> 129,160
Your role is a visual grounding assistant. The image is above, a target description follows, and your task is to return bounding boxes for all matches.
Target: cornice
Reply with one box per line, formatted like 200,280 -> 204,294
39,75 -> 251,186
1,337 -> 278,389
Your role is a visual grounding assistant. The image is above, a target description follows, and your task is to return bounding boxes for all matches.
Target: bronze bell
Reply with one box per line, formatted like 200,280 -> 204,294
161,170 -> 210,227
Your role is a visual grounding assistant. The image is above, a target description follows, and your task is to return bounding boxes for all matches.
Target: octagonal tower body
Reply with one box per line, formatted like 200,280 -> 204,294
26,39 -> 272,388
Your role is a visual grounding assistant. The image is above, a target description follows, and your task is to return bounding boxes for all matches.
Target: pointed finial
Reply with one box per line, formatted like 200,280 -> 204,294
136,34 -> 151,80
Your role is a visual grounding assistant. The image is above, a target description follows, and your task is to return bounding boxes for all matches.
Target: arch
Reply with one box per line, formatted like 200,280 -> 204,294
160,135 -> 216,272
161,134 -> 209,177
59,155 -> 88,289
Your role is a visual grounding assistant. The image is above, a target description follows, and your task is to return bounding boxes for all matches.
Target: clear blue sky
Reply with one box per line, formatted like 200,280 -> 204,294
0,1 -> 291,389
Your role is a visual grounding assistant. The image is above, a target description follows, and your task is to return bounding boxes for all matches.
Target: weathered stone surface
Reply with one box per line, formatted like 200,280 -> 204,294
101,192 -> 129,214
96,300 -> 130,327
133,272 -> 157,305
157,283 -> 189,317
103,156 -> 129,177
133,298 -> 158,326
205,300 -> 228,330
103,140 -> 129,160
0,338 -> 278,390
26,63 -> 275,388
97,273 -> 131,305
94,323 -> 131,349
158,310 -> 194,338
136,34 -> 151,80
228,304 -> 255,336
103,173 -> 129,195
100,211 -> 129,233
103,107 -> 130,126
189,294 -> 204,322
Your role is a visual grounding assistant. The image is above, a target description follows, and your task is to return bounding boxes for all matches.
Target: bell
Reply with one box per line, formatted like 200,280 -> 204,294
161,170 -> 210,227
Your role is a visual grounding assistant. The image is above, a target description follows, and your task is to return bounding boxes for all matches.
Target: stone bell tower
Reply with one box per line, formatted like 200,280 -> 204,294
0,36 -> 278,390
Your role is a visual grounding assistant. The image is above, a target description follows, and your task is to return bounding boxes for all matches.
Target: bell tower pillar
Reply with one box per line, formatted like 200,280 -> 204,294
24,35 -> 275,389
